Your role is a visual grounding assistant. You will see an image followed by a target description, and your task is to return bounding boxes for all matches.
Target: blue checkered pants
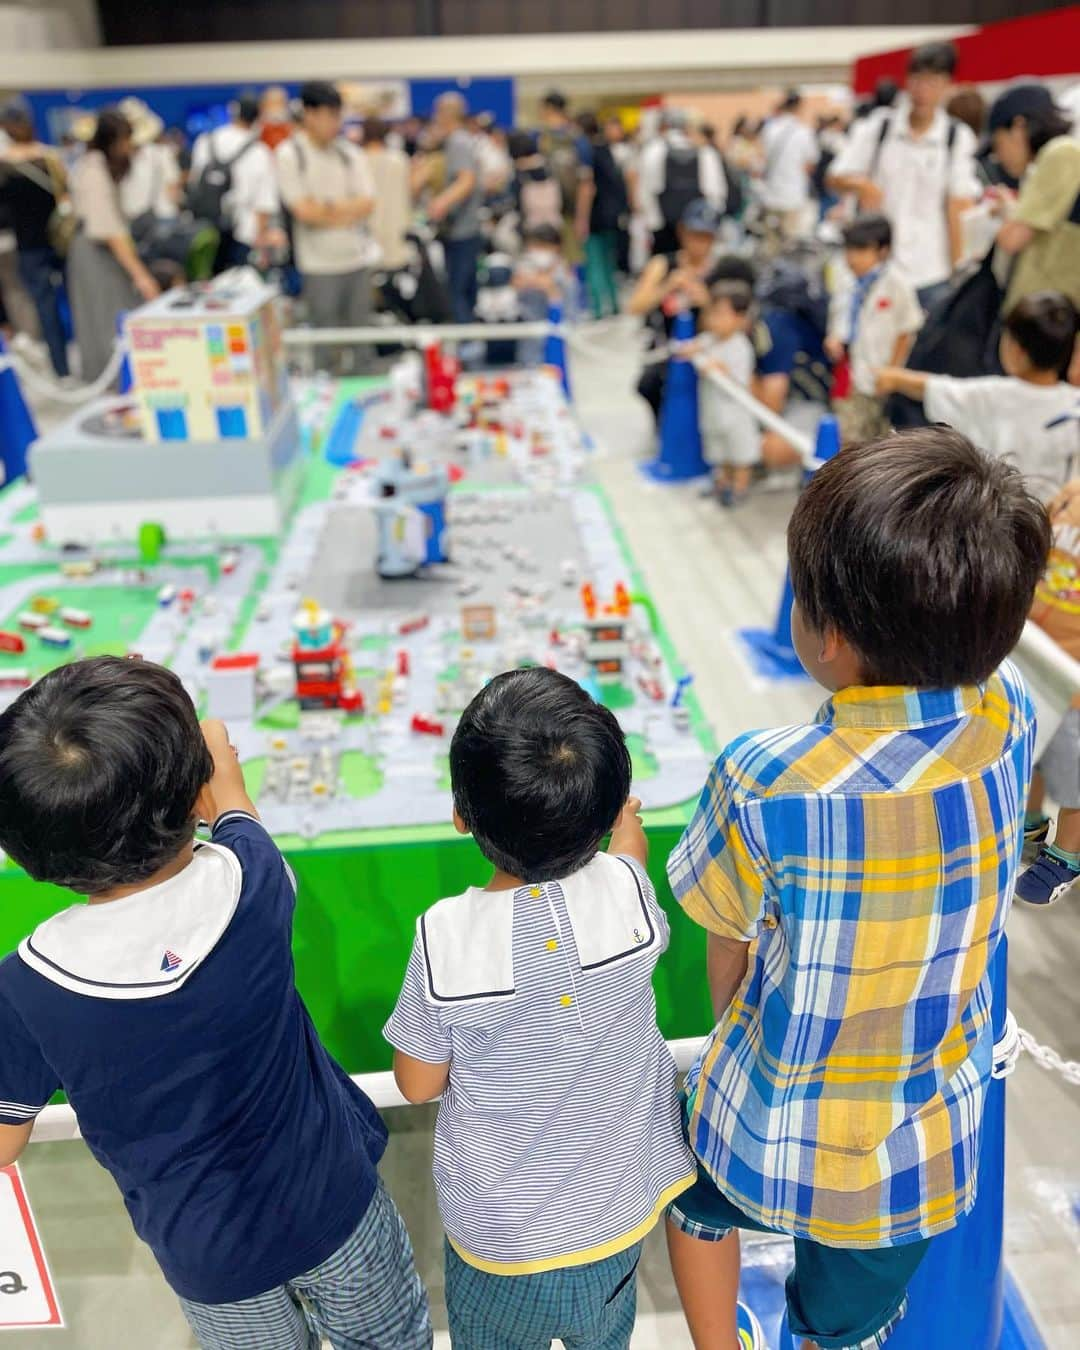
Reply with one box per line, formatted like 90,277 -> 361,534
444,1238 -> 641,1350
178,1181 -> 432,1350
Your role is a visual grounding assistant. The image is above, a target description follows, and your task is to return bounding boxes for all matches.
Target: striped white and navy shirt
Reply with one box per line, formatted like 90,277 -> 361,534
384,851 -> 697,1274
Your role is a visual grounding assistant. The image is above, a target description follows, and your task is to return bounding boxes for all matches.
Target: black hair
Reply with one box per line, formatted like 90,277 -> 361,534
908,42 -> 958,78
300,80 -> 342,112
522,222 -> 562,248
363,116 -> 388,145
577,110 -> 599,138
779,89 -> 802,112
541,90 -> 568,113
708,278 -> 753,315
0,657 -> 213,895
234,90 -> 260,126
873,78 -> 899,109
709,254 -> 757,289
788,429 -> 1050,687
1023,107 -> 1074,156
450,667 -> 631,882
1003,291 -> 1079,379
507,128 -> 537,161
842,214 -> 892,252
88,109 -> 133,180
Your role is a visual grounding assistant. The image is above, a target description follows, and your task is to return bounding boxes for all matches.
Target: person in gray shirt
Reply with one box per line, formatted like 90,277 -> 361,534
426,92 -> 483,324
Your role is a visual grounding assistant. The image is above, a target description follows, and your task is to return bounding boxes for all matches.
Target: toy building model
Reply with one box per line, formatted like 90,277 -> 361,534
29,272 -> 302,545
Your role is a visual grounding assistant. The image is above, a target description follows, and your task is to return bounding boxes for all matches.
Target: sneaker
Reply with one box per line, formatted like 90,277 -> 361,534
1015,848 -> 1080,906
737,1301 -> 766,1350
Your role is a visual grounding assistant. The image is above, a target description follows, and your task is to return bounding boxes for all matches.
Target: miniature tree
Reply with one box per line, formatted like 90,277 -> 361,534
137,521 -> 165,566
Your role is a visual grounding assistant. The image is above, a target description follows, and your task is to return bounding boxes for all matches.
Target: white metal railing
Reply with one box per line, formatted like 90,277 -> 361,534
27,1038 -> 706,1144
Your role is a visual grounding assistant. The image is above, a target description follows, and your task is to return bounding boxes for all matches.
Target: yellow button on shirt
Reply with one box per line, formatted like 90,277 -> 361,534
546,939 -> 559,952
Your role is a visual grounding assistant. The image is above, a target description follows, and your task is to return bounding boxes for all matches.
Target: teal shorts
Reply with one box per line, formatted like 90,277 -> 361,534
669,1161 -> 931,1350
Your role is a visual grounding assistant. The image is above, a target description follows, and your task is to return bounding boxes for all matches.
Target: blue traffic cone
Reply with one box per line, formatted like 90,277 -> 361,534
0,333 -> 38,484
641,309 -> 708,483
116,311 -> 133,394
543,302 -> 572,401
812,412 -> 841,468
737,415 -> 841,679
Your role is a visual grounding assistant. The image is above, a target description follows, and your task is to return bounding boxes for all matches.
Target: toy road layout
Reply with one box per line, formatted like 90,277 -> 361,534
0,368 -> 714,852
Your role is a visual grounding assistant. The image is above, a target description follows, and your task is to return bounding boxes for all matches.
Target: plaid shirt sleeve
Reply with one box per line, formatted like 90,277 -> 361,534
666,757 -> 767,941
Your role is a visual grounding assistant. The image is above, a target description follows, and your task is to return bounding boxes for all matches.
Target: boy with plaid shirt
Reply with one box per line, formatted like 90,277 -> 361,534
666,429 -> 1050,1350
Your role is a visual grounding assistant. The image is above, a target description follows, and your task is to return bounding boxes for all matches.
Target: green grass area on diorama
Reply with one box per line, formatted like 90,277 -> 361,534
0,585 -> 163,677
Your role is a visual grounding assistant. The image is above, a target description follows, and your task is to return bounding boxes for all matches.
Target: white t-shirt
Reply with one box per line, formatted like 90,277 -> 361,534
638,132 -> 726,231
190,124 -> 277,248
120,142 -> 180,221
829,263 -> 924,396
275,132 -> 378,275
829,98 -> 979,291
925,375 -> 1079,492
699,331 -> 758,467
759,114 -> 818,212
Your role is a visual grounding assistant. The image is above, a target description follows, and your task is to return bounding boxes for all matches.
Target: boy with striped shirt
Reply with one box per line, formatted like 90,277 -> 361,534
666,430 -> 1050,1350
384,668 -> 703,1349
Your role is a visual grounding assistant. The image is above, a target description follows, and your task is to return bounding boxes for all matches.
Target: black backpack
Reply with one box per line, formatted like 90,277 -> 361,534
720,155 -> 743,220
658,143 -> 700,230
885,249 -> 1005,428
186,131 -> 259,231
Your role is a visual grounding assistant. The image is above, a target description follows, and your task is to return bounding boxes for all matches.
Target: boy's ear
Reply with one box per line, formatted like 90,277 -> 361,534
819,625 -> 846,664
452,806 -> 470,837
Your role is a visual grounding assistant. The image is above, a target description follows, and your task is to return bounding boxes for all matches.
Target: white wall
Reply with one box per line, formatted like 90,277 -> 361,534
7,25 -> 966,91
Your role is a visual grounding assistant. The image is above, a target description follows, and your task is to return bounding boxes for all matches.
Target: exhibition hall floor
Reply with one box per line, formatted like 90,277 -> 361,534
8,322 -> 1080,1348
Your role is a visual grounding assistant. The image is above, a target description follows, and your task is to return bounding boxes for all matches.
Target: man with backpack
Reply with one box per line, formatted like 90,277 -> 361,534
639,108 -> 726,257
828,42 -> 980,309
189,92 -> 276,272
275,81 -> 377,372
536,90 -> 594,261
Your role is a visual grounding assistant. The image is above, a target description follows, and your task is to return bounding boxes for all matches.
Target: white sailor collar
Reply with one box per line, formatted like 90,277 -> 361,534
419,852 -> 656,1005
19,842 -> 242,1000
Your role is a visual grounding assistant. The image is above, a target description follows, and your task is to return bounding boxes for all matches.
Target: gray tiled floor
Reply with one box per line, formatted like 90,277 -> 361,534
6,322 -> 1080,1347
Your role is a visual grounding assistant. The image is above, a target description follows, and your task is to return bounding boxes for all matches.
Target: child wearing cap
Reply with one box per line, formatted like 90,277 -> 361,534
384,667 -> 708,1350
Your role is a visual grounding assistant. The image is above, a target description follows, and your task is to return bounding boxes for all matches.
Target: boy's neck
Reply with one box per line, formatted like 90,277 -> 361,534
485,869 -> 527,892
1019,368 -> 1059,387
88,842 -> 196,905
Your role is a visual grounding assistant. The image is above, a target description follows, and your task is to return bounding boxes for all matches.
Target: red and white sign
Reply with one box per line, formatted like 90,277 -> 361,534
0,1165 -> 63,1330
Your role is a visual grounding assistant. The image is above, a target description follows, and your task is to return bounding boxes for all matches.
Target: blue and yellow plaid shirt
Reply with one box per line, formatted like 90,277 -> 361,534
668,662 -> 1035,1249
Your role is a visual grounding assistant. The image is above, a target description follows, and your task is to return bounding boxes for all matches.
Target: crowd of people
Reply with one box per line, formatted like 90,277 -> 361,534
0,53 -> 1076,403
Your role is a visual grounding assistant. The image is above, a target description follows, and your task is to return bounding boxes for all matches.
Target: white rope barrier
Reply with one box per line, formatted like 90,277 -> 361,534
282,321 -> 553,347
1014,620 -> 1080,708
0,342 -> 128,405
693,356 -> 817,465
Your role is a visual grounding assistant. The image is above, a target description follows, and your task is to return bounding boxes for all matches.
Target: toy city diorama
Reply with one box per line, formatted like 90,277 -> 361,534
1,288 -> 711,847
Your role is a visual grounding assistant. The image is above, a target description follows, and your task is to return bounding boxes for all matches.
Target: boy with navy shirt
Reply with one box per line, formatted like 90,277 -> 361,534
0,657 -> 430,1350
384,668 -> 757,1350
